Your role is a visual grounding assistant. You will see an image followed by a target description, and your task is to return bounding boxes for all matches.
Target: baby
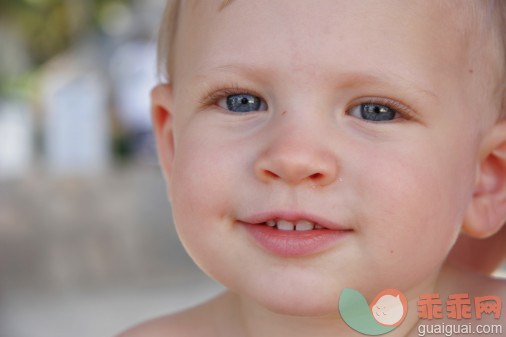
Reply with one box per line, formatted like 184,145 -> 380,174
119,0 -> 506,336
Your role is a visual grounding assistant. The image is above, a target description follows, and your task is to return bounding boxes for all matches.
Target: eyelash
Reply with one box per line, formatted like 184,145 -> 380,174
200,87 -> 416,121
347,97 -> 416,122
199,86 -> 265,110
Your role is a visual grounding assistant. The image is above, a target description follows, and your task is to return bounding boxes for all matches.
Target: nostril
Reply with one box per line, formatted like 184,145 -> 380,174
310,173 -> 323,180
254,147 -> 339,186
264,170 -> 279,179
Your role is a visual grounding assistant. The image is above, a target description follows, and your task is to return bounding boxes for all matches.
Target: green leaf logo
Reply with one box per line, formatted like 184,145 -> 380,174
339,288 -> 407,335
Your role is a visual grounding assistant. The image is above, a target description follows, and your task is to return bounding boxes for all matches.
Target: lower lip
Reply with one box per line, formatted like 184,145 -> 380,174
240,222 -> 351,257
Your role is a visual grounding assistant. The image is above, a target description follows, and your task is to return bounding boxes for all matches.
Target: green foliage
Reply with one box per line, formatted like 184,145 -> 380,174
0,0 -> 131,66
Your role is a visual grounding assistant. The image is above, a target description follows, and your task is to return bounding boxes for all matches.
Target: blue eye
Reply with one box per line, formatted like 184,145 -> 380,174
219,94 -> 267,113
349,103 -> 397,122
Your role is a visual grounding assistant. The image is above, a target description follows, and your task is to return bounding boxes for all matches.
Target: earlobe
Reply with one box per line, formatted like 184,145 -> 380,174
463,120 -> 506,238
151,83 -> 175,181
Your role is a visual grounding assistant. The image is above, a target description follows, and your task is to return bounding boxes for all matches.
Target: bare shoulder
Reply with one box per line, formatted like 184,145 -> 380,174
438,263 -> 506,295
116,291 -> 239,337
434,264 -> 506,326
438,263 -> 506,326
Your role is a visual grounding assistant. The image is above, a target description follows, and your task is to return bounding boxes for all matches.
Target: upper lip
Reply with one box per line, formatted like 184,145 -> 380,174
240,210 -> 351,231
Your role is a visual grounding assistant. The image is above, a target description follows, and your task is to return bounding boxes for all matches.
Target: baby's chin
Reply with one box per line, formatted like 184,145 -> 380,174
239,281 -> 342,317
285,304 -> 340,317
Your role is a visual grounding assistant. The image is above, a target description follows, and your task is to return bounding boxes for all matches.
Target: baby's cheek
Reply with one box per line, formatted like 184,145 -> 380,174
169,131 -> 245,243
356,152 -> 461,285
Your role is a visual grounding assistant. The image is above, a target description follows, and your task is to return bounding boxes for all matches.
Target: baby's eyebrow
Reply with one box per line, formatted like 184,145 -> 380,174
194,63 -> 439,104
350,73 -> 439,103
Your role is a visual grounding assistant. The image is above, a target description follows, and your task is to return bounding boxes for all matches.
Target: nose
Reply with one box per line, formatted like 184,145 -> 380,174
254,128 -> 339,187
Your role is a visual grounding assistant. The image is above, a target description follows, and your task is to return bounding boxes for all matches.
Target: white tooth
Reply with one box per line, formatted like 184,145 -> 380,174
295,220 -> 314,231
314,224 -> 324,229
277,220 -> 294,231
266,220 -> 276,227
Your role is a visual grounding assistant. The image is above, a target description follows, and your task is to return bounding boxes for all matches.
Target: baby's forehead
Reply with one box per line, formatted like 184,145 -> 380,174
180,0 -> 494,46
175,0 -> 503,109
178,0 -> 494,64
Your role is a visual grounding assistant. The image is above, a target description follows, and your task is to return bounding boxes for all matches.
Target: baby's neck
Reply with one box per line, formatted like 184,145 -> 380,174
207,263 -> 506,337
220,272 -> 440,337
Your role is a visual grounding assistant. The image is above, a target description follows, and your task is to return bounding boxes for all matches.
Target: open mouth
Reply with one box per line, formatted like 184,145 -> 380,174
240,214 -> 352,256
264,219 -> 326,231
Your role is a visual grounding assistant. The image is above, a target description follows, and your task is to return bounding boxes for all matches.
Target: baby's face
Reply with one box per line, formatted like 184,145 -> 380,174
164,0 -> 499,315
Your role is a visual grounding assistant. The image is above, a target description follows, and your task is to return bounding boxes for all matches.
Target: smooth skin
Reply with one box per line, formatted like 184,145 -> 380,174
120,1 -> 506,336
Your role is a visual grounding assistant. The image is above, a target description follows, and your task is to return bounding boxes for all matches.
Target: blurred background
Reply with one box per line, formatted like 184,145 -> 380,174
0,1 -> 223,336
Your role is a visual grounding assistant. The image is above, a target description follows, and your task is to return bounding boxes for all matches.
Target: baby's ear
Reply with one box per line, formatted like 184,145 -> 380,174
151,84 -> 175,181
463,119 -> 506,238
